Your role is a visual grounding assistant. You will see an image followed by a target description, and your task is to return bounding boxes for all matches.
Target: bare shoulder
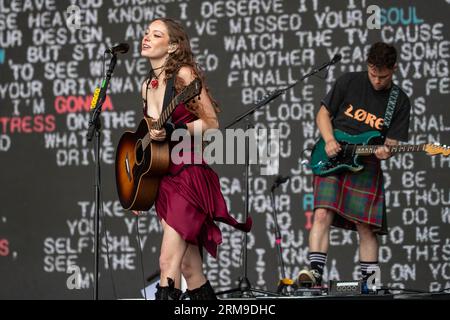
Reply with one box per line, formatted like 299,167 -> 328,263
176,66 -> 197,83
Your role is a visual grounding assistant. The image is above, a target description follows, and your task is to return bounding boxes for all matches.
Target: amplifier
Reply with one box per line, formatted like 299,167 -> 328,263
329,280 -> 362,296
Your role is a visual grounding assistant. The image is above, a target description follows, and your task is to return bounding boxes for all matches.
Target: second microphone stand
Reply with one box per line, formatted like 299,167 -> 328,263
215,56 -> 338,298
270,177 -> 295,294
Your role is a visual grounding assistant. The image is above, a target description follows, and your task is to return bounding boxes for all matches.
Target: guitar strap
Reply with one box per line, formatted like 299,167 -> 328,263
380,83 -> 399,140
162,75 -> 175,119
143,74 -> 175,121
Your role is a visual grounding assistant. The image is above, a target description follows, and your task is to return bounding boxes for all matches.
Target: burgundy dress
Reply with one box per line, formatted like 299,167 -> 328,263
145,103 -> 252,258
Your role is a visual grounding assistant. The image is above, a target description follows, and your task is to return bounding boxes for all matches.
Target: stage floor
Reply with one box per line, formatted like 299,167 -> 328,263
216,292 -> 450,300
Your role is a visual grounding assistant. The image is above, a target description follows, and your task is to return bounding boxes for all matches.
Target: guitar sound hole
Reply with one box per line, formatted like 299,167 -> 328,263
135,140 -> 144,165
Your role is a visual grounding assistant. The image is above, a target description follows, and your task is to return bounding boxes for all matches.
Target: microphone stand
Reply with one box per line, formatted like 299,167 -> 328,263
215,57 -> 338,298
270,178 -> 294,294
87,53 -> 118,300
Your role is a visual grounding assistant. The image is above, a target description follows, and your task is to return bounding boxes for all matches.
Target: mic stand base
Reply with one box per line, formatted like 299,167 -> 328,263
215,276 -> 280,298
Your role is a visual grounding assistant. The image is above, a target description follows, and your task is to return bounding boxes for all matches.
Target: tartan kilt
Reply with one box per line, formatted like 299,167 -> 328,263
313,156 -> 387,235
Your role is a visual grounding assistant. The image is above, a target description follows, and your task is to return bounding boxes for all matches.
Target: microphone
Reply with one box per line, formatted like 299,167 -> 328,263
105,43 -> 130,55
271,175 -> 290,191
330,53 -> 342,65
315,53 -> 342,72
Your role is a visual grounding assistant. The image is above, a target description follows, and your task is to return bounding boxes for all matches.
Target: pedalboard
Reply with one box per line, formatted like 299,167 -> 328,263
329,280 -> 363,296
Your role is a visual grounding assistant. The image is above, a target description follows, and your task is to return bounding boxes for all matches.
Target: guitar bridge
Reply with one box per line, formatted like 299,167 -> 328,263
125,153 -> 131,181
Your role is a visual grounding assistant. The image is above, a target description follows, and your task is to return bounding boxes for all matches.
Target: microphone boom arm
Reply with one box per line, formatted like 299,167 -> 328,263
226,54 -> 341,129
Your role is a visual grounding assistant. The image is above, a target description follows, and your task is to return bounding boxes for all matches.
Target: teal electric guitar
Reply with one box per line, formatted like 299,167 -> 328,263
308,129 -> 450,176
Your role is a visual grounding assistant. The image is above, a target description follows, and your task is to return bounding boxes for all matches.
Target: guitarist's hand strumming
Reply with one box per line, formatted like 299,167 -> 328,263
150,128 -> 167,141
325,139 -> 341,158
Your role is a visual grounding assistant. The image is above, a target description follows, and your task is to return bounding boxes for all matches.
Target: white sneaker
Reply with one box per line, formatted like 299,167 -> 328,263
296,268 -> 322,287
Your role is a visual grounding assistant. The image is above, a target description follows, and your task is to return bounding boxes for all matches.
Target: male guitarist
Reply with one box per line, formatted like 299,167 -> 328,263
298,42 -> 411,290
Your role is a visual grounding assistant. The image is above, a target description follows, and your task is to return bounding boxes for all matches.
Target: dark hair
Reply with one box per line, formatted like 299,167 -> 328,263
367,42 -> 397,69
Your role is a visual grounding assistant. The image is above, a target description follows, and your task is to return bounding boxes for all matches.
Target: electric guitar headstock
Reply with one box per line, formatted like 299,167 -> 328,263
425,143 -> 450,157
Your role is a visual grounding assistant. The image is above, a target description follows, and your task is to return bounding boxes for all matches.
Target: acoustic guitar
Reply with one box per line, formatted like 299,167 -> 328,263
115,78 -> 202,210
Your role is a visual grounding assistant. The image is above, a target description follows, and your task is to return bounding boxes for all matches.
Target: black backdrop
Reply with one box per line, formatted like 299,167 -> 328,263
1,0 -> 449,299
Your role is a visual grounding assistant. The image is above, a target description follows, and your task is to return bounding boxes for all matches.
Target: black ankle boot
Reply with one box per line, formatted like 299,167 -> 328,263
186,280 -> 217,300
155,278 -> 182,300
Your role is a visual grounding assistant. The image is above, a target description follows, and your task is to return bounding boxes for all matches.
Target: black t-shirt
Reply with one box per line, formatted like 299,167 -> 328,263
322,71 -> 411,142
